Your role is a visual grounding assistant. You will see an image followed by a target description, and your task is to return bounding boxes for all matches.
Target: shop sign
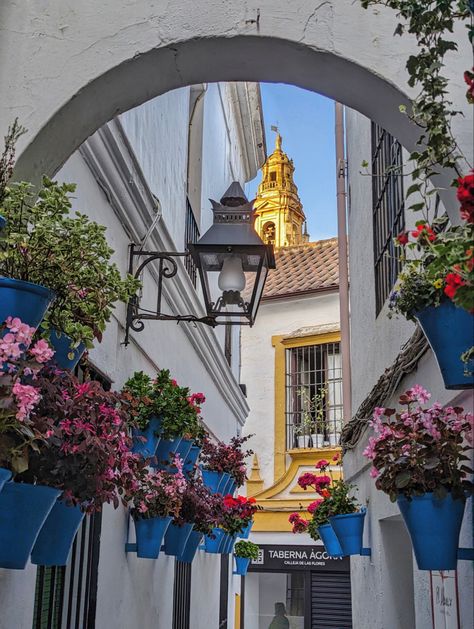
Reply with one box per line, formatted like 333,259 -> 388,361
430,571 -> 460,629
248,544 -> 350,572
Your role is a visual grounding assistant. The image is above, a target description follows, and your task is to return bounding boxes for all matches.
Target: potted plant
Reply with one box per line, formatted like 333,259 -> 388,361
200,434 -> 253,493
390,177 -> 474,389
16,367 -> 142,567
290,456 -> 363,557
164,476 -> 217,562
126,460 -> 185,559
0,317 -> 61,569
233,540 -> 259,576
215,494 -> 259,554
295,387 -> 326,448
0,175 -> 140,368
364,385 -> 473,570
125,369 -> 205,468
121,371 -> 163,458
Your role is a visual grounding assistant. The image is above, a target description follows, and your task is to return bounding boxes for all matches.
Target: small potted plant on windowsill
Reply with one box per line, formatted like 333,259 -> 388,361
233,540 -> 259,576
364,385 -> 473,571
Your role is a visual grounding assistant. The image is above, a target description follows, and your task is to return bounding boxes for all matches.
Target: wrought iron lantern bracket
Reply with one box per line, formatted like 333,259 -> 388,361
124,244 -> 218,346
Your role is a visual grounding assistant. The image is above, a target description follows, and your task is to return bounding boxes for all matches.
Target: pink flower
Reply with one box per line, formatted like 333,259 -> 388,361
307,499 -> 322,513
407,384 -> 431,404
12,382 -> 41,420
29,339 -> 55,363
369,467 -> 379,478
315,459 -> 329,470
298,472 -> 317,490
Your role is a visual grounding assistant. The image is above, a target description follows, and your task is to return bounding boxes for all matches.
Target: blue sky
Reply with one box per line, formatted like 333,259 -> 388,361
245,83 -> 337,242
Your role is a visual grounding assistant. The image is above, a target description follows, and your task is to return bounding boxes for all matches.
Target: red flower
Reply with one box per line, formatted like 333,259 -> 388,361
320,488 -> 331,498
457,171 -> 474,223
444,273 -> 466,299
288,513 -> 309,533
395,231 -> 409,246
464,69 -> 474,104
411,223 -> 436,242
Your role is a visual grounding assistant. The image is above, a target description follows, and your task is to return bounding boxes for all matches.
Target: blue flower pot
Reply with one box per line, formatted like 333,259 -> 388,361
0,215 -> 6,231
317,524 -> 344,558
329,510 -> 366,556
234,556 -> 250,576
134,515 -> 172,559
226,479 -> 237,496
154,437 -> 182,468
164,522 -> 194,556
201,469 -> 223,493
31,500 -> 85,566
220,473 -> 231,495
415,301 -> 474,390
183,446 -> 201,474
239,520 -> 253,539
0,278 -> 55,329
0,482 -> 61,569
221,533 -> 236,554
177,529 -> 203,563
48,330 -> 86,370
397,492 -> 466,570
204,528 -> 225,553
0,468 -> 11,493
131,415 -> 162,459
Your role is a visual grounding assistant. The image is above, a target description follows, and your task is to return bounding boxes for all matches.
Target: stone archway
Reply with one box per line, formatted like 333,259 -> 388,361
1,1 -> 470,218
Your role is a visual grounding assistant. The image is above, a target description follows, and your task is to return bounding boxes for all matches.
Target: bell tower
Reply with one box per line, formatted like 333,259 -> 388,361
254,132 -> 308,247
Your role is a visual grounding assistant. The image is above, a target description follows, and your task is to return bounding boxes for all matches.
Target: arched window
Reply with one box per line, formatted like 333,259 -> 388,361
262,221 -> 276,245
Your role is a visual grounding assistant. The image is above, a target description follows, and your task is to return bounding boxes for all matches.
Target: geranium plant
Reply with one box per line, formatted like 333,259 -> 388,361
0,317 -> 55,473
217,494 -> 259,536
234,540 -> 259,560
363,385 -> 474,502
289,457 -> 359,541
122,369 -> 205,439
127,457 -> 186,520
0,176 -> 140,349
19,369 -> 143,512
200,434 -> 253,487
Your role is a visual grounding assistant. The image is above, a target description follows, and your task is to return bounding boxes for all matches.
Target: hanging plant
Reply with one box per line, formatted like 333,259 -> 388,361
0,176 -> 140,351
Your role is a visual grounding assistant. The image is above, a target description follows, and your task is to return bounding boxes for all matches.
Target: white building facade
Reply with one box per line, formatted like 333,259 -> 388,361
0,82 -> 264,629
343,108 -> 473,629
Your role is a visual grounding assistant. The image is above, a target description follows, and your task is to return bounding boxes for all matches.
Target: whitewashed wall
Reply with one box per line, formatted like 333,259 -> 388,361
0,84 -> 259,629
345,107 -> 473,629
241,291 -> 340,488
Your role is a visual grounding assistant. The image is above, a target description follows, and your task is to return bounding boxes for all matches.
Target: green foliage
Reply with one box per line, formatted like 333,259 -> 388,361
234,540 -> 260,560
122,369 -> 205,438
0,177 -> 140,347
360,1 -> 471,177
307,480 -> 359,542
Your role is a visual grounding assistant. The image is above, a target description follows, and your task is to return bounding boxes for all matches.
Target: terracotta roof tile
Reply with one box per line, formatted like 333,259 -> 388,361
263,238 -> 339,299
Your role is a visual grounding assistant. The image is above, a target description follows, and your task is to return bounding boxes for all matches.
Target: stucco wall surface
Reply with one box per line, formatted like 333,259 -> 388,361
1,0 -> 471,223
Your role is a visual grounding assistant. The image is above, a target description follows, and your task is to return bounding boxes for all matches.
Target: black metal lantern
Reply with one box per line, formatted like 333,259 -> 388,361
124,182 -> 275,344
188,182 -> 276,326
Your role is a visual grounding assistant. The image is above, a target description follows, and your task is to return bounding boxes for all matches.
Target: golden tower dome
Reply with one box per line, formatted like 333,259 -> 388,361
254,132 -> 309,247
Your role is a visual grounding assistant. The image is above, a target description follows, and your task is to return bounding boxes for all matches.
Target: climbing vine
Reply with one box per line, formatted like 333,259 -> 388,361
360,0 -> 472,205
